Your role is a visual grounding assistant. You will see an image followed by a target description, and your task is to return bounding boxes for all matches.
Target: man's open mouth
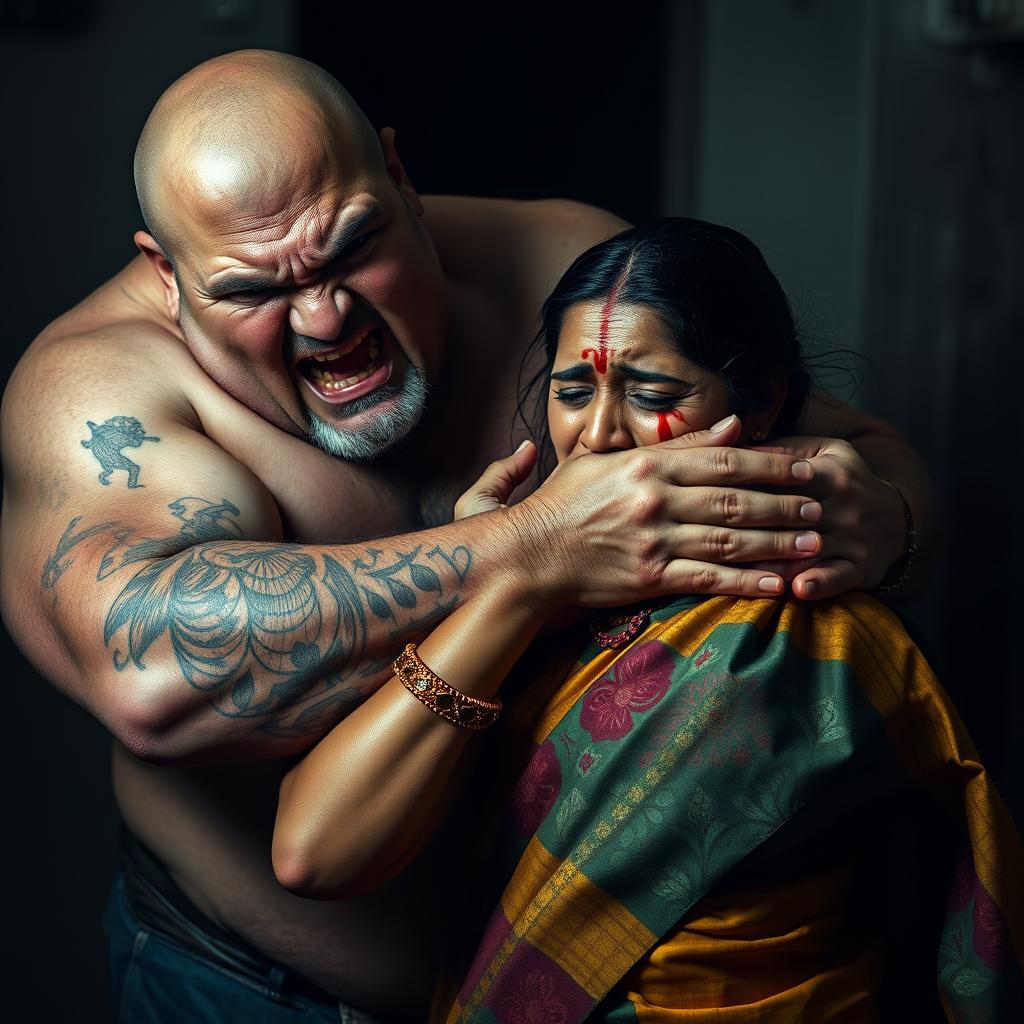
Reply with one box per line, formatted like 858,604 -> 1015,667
295,325 -> 392,405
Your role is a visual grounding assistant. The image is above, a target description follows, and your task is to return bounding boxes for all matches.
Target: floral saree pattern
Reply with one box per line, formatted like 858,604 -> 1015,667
436,595 -> 1024,1023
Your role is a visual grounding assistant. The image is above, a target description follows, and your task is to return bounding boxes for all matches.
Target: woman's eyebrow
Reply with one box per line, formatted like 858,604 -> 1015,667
550,364 -> 594,381
615,363 -> 692,386
550,362 -> 695,387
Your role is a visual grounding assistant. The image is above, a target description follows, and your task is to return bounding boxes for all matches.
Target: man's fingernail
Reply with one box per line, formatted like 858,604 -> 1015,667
795,532 -> 819,552
711,414 -> 736,433
792,460 -> 813,481
799,501 -> 822,522
516,439 -> 532,453
759,577 -> 783,593
802,580 -> 817,597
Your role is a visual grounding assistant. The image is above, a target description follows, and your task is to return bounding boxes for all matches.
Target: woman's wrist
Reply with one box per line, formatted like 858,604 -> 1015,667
413,568 -> 550,703
873,479 -> 918,597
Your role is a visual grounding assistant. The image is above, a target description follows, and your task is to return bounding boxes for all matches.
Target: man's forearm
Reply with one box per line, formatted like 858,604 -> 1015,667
44,495 -> 536,761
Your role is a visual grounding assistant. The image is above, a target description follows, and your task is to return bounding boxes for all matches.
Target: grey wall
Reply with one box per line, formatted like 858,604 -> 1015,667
863,1 -> 1024,801
2,5 -> 296,1020
662,0 -> 1023,802
665,0 -> 879,358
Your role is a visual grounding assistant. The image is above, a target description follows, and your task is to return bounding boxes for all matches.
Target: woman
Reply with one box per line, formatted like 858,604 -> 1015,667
273,220 -> 1023,1022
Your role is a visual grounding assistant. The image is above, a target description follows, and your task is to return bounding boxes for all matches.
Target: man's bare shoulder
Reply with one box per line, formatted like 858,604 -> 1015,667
3,311 -> 202,474
10,253 -> 197,414
422,196 -> 629,294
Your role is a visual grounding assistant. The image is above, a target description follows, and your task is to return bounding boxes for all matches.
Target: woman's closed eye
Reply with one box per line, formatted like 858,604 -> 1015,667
628,391 -> 688,412
551,386 -> 593,406
552,386 -> 692,413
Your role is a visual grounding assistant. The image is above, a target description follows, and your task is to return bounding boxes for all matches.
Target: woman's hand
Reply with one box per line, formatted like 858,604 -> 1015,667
750,436 -> 907,600
454,440 -> 538,519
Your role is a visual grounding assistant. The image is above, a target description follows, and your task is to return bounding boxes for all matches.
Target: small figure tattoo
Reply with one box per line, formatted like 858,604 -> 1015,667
81,416 -> 160,488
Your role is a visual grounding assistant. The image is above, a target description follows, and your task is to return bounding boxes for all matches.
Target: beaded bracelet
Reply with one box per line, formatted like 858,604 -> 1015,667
393,644 -> 502,730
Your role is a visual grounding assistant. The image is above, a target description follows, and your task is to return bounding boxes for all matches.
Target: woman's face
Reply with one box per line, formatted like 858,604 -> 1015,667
547,301 -> 735,465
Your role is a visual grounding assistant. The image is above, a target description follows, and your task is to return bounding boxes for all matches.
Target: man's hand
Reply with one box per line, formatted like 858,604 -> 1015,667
750,436 -> 906,601
507,415 -> 824,608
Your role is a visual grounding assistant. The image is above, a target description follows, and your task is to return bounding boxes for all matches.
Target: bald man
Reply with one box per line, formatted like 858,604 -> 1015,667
1,51 -> 931,1023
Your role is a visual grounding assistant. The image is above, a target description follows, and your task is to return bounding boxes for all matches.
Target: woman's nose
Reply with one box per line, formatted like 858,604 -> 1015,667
580,397 -> 635,454
289,285 -> 353,342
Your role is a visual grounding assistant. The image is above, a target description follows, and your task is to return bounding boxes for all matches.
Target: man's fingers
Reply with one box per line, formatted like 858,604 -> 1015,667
671,524 -> 822,563
790,558 -> 863,601
661,559 -> 785,598
661,446 -> 814,488
666,487 -> 822,528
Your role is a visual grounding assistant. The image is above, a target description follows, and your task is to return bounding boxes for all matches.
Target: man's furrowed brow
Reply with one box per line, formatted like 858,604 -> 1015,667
203,204 -> 383,298
204,273 -> 281,298
322,204 -> 382,261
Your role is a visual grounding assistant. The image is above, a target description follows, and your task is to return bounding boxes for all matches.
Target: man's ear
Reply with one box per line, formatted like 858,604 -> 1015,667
134,230 -> 180,321
379,127 -> 424,217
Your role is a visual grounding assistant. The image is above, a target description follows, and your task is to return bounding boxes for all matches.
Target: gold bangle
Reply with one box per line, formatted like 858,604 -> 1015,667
393,644 -> 502,730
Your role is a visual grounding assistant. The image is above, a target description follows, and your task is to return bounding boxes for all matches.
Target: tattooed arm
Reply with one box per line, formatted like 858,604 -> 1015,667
0,338 -> 528,762
7,452 -> 530,761
2,337 -> 812,764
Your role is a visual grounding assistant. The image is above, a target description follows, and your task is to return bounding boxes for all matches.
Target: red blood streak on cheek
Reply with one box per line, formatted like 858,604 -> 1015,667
656,410 -> 687,442
581,284 -> 622,374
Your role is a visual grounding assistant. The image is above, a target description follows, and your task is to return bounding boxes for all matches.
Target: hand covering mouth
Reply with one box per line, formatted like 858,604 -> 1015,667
295,325 -> 384,393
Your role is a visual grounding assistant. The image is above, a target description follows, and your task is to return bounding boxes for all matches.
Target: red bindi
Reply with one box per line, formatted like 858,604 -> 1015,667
656,409 -> 687,442
581,282 -> 622,374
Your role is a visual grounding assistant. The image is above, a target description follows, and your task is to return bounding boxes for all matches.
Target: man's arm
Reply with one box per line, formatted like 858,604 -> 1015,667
1,335 -> 546,762
3,335 -> 823,764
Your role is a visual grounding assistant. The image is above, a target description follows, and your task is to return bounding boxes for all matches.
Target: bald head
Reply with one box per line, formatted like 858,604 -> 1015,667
134,50 -> 382,260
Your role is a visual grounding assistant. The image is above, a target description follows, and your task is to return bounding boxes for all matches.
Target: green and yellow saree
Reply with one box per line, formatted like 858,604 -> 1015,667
436,595 -> 1023,1022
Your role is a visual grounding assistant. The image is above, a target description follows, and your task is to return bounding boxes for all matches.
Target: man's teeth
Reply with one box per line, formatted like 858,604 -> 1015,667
310,355 -> 381,390
306,333 -> 382,391
309,329 -> 379,363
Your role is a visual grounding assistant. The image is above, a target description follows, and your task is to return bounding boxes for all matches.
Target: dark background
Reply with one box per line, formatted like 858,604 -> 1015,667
2,1 -> 1022,1020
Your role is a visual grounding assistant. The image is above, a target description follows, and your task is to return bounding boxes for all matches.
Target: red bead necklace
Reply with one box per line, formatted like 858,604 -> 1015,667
588,607 -> 654,650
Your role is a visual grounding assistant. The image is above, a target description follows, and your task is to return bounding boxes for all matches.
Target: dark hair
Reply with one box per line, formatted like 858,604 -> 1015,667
519,217 -> 811,458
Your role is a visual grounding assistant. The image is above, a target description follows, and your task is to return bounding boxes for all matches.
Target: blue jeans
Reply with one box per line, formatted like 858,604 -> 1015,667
104,873 -> 375,1023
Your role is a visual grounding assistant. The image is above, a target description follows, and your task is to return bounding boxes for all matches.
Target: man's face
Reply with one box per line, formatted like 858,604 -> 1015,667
170,157 -> 446,461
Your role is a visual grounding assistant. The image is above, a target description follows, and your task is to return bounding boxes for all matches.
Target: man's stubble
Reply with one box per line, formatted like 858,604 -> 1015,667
304,363 -> 429,462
